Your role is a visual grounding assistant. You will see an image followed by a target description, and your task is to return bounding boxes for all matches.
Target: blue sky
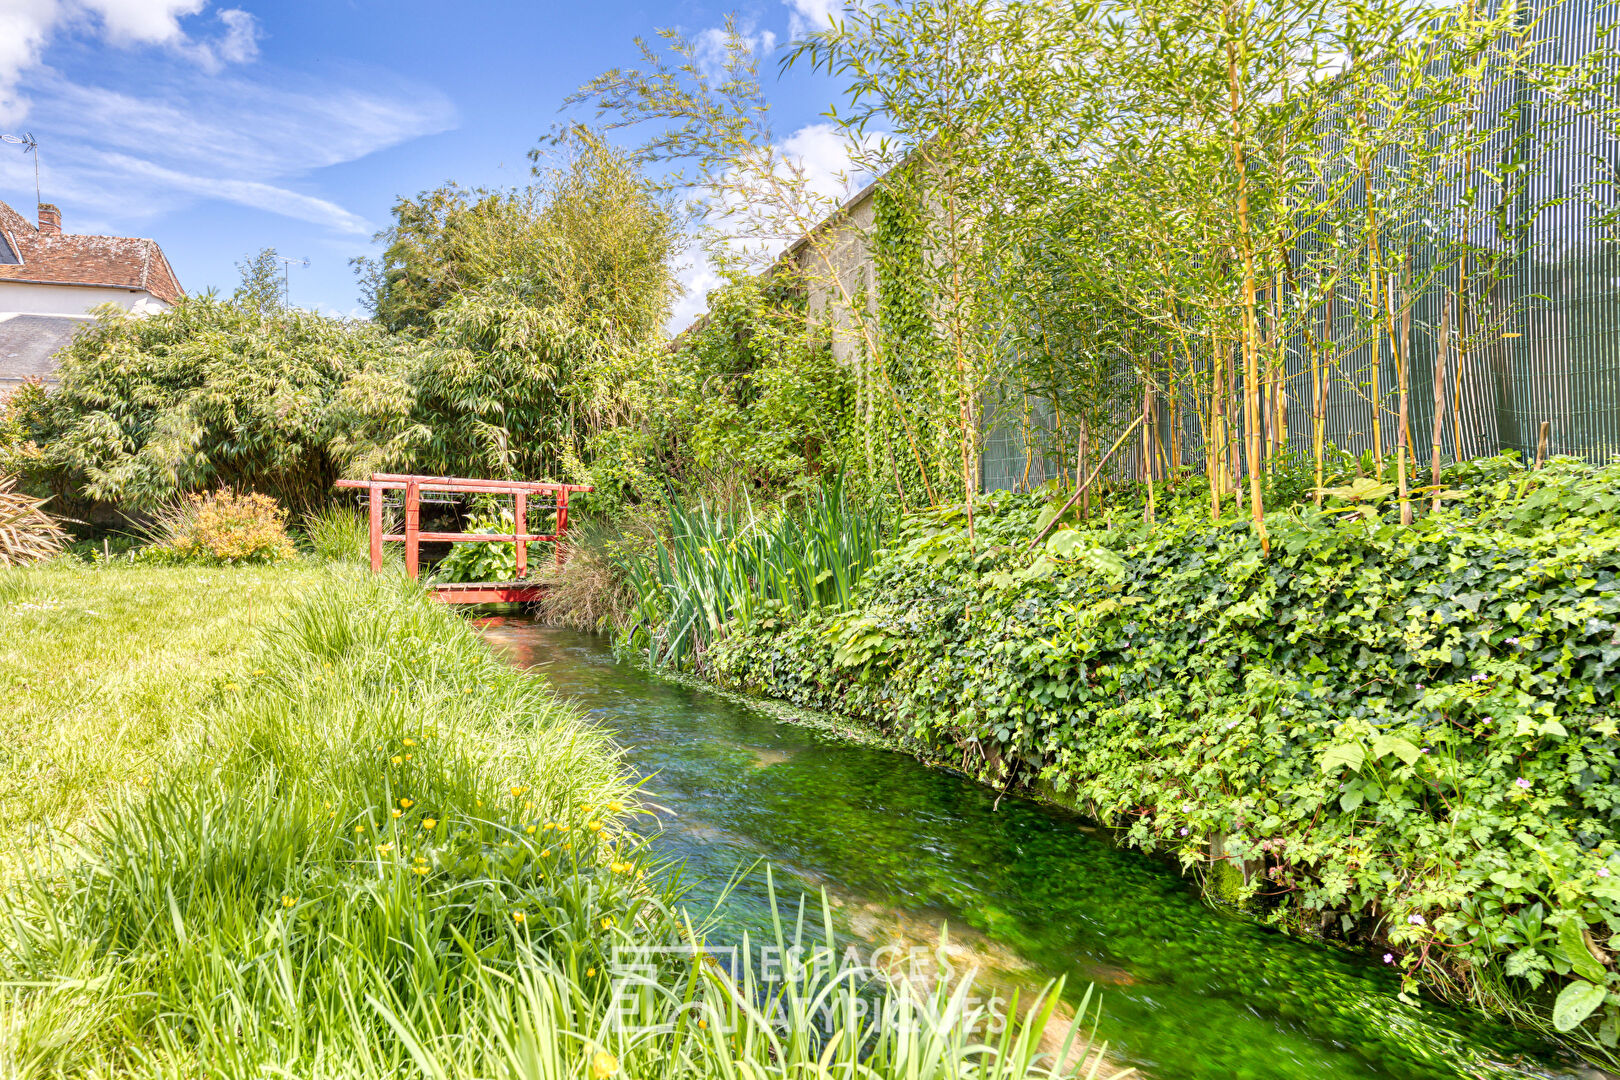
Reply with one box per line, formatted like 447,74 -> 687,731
0,0 -> 849,326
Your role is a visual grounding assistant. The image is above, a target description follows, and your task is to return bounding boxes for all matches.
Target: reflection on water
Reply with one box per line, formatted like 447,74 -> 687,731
482,621 -> 1583,1080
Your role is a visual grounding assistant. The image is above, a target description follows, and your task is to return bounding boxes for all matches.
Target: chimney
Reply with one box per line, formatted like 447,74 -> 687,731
37,204 -> 60,236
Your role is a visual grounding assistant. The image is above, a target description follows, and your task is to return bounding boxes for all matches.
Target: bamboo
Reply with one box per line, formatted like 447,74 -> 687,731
1228,25 -> 1269,555
1027,415 -> 1146,551
1430,291 -> 1452,512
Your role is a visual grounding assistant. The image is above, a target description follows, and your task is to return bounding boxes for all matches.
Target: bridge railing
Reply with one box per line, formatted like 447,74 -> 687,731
334,473 -> 593,590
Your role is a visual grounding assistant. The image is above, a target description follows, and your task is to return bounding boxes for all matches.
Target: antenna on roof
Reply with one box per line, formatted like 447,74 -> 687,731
0,133 -> 41,208
275,254 -> 309,309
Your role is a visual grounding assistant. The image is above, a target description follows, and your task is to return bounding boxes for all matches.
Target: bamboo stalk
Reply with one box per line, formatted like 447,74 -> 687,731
1027,416 -> 1146,551
1228,25 -> 1269,555
1430,290 -> 1452,513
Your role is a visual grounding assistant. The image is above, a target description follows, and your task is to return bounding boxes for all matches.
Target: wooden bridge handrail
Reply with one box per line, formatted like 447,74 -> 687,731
336,475 -> 592,495
338,472 -> 589,596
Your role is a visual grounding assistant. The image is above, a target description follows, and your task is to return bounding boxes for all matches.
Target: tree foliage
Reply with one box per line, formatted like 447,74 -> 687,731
22,297 -> 420,511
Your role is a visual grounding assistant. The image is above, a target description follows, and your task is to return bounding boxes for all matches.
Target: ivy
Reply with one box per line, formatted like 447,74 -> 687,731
707,456 -> 1620,1056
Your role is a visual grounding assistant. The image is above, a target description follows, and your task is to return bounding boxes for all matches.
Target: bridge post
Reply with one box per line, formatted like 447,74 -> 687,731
515,491 -> 528,579
404,480 -> 421,580
368,482 -> 383,573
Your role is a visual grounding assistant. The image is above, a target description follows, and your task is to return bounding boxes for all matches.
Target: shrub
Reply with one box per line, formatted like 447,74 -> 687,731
433,507 -> 519,583
706,457 -> 1620,1060
144,490 -> 297,565
0,475 -> 68,567
24,296 -> 422,511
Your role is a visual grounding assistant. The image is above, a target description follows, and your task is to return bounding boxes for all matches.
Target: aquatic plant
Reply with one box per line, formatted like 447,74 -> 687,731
617,476 -> 895,669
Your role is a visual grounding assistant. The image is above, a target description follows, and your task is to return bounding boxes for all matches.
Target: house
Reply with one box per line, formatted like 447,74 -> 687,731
0,199 -> 182,390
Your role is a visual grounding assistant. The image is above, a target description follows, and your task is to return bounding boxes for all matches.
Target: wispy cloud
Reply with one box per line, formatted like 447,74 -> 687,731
0,1 -> 452,239
0,1 -> 262,123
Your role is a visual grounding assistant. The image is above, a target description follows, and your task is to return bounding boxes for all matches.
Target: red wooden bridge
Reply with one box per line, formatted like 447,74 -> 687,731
335,472 -> 593,604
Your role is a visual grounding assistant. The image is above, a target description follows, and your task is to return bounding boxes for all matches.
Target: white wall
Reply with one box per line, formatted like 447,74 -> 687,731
0,281 -> 170,317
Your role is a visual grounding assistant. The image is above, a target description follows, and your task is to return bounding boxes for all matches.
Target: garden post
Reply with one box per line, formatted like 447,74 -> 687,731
368,482 -> 383,573
405,480 -> 420,580
515,492 -> 528,580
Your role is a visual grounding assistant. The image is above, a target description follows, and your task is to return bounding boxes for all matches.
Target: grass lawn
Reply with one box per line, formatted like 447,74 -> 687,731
0,561 -> 330,863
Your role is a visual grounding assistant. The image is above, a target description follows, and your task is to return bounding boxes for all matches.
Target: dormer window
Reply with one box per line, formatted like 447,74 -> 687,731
0,232 -> 18,266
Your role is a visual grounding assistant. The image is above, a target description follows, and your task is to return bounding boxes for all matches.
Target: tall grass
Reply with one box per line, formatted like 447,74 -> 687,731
618,477 -> 894,668
302,504 -> 374,563
0,572 -> 1121,1079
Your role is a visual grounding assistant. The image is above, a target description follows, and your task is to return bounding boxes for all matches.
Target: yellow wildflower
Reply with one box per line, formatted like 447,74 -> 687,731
698,1019 -> 707,1030
600,917 -> 614,930
512,911 -> 526,924
510,785 -> 527,798
404,754 -> 413,762
403,738 -> 417,747
281,895 -> 297,908
524,800 -> 534,810
525,825 -> 537,835
580,803 -> 593,812
353,825 -> 365,833
377,843 -> 393,854
391,809 -> 402,819
587,821 -> 603,833
607,801 -> 623,813
421,818 -> 437,831
591,1050 -> 617,1078
540,849 -> 550,858
399,798 -> 414,809
412,867 -> 429,876
391,755 -> 403,766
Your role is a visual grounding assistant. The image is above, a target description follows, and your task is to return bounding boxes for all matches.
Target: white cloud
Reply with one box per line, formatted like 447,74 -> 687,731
0,60 -> 455,238
0,1 -> 261,123
785,0 -> 843,39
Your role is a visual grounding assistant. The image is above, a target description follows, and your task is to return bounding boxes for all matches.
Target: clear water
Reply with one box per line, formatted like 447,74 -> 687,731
482,621 -> 1584,1080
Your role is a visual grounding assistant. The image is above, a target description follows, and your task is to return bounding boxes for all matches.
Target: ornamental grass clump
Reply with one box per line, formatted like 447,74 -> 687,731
0,475 -> 68,567
143,488 -> 297,565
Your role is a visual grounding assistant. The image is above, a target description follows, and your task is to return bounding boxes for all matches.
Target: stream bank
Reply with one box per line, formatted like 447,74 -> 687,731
483,619 -> 1587,1080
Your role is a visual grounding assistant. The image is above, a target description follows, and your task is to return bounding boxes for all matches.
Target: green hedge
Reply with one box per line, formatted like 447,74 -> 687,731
709,456 -> 1620,1055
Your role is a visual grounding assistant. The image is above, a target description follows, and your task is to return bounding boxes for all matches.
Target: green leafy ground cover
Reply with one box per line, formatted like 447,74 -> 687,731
706,456 -> 1620,1056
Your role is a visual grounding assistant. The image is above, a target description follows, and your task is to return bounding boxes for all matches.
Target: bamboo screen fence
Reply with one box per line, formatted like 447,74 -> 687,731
982,0 -> 1620,493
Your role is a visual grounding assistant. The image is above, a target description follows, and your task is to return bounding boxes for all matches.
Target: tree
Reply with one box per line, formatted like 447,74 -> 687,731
234,247 -> 284,317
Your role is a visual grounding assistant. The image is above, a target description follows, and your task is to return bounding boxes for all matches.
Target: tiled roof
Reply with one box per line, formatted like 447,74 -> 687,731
0,314 -> 86,387
0,200 -> 182,305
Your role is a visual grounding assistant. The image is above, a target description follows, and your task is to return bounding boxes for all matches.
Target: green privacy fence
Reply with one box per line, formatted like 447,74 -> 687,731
983,0 -> 1620,493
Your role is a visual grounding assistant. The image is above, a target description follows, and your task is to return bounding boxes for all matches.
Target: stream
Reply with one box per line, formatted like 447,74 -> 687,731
481,620 -> 1586,1080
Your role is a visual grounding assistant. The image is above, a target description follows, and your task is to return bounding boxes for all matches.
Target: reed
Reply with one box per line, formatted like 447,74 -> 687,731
617,477 -> 895,669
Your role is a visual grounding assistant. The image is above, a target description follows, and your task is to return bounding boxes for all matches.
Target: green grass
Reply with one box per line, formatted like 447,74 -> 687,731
0,560 -> 328,860
0,562 -> 1122,1080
